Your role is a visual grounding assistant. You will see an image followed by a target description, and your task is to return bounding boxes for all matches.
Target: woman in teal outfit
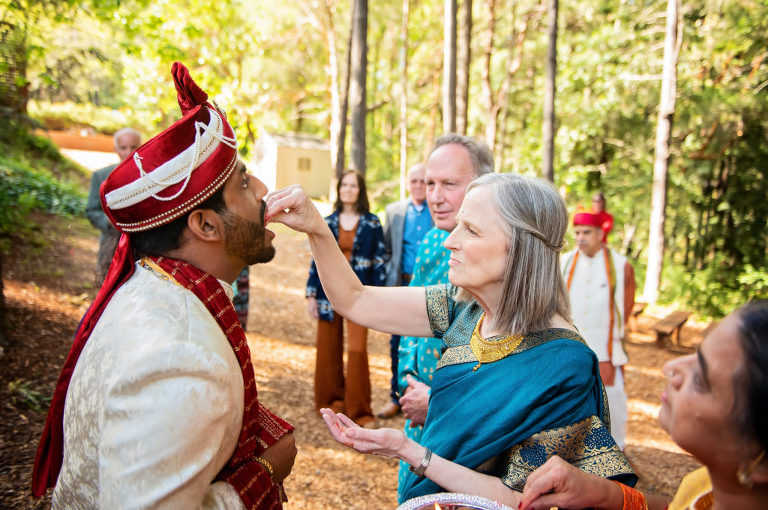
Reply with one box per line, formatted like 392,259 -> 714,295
267,173 -> 636,507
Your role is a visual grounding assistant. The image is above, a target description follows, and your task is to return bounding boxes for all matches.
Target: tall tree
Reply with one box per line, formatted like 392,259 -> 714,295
349,0 -> 368,174
455,0 -> 472,134
443,0 -> 457,133
0,0 -> 83,115
480,0 -> 532,156
398,0 -> 410,199
320,0 -> 349,182
541,0 -> 557,182
643,0 -> 680,304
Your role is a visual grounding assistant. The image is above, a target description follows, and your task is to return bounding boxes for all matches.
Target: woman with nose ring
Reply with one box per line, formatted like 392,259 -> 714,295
519,300 -> 768,510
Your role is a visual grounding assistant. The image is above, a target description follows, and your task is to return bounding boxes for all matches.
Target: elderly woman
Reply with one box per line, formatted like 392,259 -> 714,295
519,300 -> 768,510
267,174 -> 636,506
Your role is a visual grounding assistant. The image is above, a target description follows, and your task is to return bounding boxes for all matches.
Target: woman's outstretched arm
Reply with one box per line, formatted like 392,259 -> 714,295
266,185 -> 433,337
320,409 -> 523,507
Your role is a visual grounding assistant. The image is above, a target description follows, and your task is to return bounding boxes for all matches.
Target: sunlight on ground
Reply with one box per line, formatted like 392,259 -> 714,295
628,399 -> 661,420
252,279 -> 307,298
60,148 -> 118,171
625,364 -> 665,379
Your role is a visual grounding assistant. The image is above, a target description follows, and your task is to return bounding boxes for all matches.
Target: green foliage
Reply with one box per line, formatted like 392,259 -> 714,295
8,0 -> 767,318
8,379 -> 52,414
28,100 -> 152,134
663,255 -> 767,319
0,159 -> 84,217
0,120 -> 86,255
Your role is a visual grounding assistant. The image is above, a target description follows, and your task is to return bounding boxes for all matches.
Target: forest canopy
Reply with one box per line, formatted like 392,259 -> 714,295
2,0 -> 767,316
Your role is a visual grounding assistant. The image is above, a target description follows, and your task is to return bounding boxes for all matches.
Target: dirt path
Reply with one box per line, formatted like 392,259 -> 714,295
0,217 -> 701,509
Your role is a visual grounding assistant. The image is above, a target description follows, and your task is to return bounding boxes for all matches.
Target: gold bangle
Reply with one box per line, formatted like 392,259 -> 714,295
254,456 -> 274,478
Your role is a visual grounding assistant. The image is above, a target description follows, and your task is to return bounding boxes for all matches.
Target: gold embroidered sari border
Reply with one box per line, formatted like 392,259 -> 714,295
501,415 -> 634,490
425,284 -> 452,334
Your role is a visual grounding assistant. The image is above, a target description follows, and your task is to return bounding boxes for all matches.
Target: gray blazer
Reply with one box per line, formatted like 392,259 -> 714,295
383,198 -> 410,286
86,164 -> 121,271
86,164 -> 117,235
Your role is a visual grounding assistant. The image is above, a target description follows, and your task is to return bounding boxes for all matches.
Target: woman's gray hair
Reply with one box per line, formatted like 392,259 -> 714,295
455,173 -> 571,335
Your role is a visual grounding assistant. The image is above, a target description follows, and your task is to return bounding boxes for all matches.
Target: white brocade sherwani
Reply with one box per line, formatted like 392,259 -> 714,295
53,263 -> 247,510
562,247 -> 632,449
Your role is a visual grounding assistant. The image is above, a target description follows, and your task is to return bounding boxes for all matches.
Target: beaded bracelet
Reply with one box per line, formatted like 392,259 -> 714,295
612,480 -> 648,510
254,457 -> 274,478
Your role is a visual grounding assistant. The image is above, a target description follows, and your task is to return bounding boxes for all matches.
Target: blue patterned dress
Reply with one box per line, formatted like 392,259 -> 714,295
399,284 -> 637,503
395,227 -> 450,498
306,211 -> 387,316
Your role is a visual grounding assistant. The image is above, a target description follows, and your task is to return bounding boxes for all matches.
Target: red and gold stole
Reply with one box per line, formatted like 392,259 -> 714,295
149,256 -> 293,509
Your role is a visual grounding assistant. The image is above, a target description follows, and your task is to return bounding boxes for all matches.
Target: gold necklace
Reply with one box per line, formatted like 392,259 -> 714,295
138,257 -> 184,289
470,313 -> 523,371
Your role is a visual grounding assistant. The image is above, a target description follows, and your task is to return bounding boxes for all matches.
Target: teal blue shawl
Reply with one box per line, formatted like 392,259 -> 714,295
400,285 -> 636,502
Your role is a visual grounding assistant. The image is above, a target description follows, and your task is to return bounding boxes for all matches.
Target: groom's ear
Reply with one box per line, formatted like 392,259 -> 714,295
187,209 -> 224,242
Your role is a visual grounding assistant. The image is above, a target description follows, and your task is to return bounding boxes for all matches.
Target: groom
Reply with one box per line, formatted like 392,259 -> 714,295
33,63 -> 296,509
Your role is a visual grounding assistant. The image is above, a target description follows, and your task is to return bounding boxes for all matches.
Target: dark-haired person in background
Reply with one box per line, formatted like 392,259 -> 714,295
306,170 -> 387,427
591,191 -> 613,243
520,300 -> 768,510
561,210 -> 635,449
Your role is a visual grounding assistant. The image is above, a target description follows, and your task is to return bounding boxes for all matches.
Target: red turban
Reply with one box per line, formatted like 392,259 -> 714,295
573,210 -> 603,228
101,62 -> 237,232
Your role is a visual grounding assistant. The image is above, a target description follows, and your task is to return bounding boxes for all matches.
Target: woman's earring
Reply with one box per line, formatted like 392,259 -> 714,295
737,449 -> 766,489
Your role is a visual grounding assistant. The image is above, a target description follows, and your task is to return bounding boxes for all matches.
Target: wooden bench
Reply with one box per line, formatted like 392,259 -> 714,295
628,302 -> 647,332
651,311 -> 691,346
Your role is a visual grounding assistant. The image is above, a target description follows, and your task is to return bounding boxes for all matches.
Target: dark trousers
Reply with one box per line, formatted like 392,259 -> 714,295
388,272 -> 412,403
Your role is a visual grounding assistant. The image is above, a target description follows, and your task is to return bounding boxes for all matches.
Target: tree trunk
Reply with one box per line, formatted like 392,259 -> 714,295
424,67 -> 442,162
327,1 -> 354,201
642,0 -> 680,304
481,0 -> 497,149
442,0 -> 457,134
455,0 -> 472,135
494,12 -> 529,172
541,0 -> 558,182
0,254 -> 7,353
325,0 -> 342,182
399,0 -> 410,200
349,0 -> 368,174
0,22 -> 29,114
337,25 -> 352,179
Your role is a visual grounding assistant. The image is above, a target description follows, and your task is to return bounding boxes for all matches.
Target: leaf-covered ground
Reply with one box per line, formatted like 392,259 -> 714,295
0,216 -> 702,509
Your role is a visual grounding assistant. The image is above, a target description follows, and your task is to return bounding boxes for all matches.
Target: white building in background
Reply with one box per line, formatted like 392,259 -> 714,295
253,132 -> 331,199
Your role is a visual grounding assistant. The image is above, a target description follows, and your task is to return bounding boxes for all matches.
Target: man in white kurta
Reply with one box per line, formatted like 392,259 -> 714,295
54,266 -> 247,508
562,211 -> 635,449
33,63 -> 296,509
